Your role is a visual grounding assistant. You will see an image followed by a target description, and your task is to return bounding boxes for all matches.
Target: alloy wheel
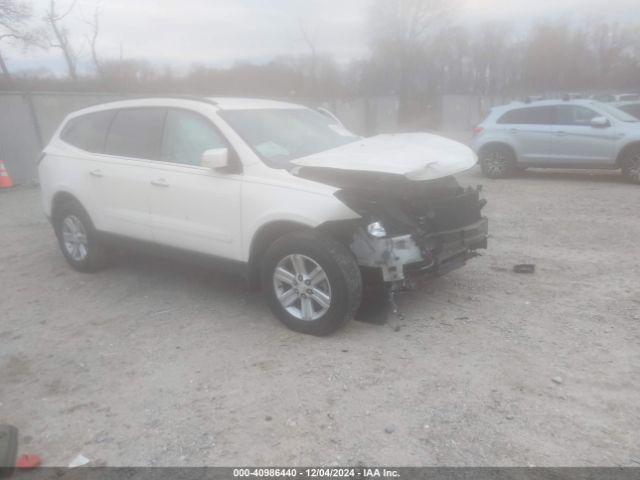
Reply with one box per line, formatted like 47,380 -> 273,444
273,254 -> 332,321
61,214 -> 89,262
624,153 -> 640,181
483,151 -> 509,176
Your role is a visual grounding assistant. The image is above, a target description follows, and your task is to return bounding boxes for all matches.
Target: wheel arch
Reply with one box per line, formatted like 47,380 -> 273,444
615,141 -> 640,167
478,141 -> 518,162
51,191 -> 87,224
247,220 -> 313,290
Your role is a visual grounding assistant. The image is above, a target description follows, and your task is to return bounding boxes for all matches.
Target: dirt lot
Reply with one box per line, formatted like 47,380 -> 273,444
1,168 -> 639,467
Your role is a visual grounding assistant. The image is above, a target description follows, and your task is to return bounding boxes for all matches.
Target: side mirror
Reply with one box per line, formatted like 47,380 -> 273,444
590,116 -> 609,128
201,148 -> 229,169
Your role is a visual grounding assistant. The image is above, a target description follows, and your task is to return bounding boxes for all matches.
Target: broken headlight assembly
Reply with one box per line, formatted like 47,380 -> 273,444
366,221 -> 387,238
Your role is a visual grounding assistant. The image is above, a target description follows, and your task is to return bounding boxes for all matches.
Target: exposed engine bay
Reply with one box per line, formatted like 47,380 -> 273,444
303,168 -> 489,283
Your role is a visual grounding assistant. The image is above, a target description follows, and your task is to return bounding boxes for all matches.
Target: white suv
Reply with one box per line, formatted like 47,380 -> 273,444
472,100 -> 640,182
39,97 -> 488,335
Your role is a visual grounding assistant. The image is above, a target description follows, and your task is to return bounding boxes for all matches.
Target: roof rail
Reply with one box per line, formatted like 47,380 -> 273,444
123,94 -> 219,106
82,94 -> 219,110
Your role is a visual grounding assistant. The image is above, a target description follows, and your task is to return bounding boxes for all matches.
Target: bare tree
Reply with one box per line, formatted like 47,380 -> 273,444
298,20 -> 319,93
0,0 -> 34,79
82,1 -> 102,78
369,0 -> 458,121
45,0 -> 78,81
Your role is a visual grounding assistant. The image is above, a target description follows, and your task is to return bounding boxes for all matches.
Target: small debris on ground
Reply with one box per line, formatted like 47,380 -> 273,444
513,264 -> 536,274
552,376 -> 564,385
384,425 -> 396,434
68,454 -> 90,468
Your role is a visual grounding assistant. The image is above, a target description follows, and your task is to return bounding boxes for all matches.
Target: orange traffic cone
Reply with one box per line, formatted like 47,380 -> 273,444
0,160 -> 13,188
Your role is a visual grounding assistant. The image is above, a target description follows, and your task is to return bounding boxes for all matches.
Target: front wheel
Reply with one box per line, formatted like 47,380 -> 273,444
261,231 -> 362,336
621,147 -> 640,184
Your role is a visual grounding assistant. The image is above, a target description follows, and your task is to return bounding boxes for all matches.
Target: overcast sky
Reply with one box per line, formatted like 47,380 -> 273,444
5,0 -> 639,75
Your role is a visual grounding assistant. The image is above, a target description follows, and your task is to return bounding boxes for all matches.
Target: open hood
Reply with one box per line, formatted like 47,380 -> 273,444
291,133 -> 477,187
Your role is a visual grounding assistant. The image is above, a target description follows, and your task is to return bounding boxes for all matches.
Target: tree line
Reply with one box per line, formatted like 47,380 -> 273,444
1,0 -> 639,115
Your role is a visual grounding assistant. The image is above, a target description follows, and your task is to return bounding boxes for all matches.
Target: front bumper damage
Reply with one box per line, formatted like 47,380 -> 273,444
351,218 -> 489,282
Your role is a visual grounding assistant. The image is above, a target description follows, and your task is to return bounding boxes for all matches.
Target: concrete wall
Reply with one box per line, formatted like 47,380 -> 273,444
0,94 -> 43,184
0,92 -> 399,185
441,93 -> 515,133
0,92 -> 122,184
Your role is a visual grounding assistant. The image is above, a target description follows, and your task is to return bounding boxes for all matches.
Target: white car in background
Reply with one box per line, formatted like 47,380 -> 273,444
614,101 -> 640,120
39,97 -> 488,335
590,93 -> 640,103
472,99 -> 640,182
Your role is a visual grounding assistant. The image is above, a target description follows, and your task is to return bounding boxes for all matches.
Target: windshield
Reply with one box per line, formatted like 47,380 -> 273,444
219,108 -> 360,168
597,103 -> 639,122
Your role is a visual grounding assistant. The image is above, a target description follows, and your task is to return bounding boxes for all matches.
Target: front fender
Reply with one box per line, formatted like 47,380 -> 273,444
241,185 -> 359,261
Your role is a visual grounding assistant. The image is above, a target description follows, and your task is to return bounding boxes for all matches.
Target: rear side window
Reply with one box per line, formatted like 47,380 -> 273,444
497,106 -> 553,125
105,108 -> 167,160
61,110 -> 116,153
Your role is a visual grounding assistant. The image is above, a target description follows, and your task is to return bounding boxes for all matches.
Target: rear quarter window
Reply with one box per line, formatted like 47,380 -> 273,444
60,110 -> 116,153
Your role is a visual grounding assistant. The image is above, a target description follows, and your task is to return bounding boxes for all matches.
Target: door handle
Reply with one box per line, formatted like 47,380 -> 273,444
554,131 -> 567,136
89,169 -> 103,178
151,179 -> 170,188
509,128 -> 518,134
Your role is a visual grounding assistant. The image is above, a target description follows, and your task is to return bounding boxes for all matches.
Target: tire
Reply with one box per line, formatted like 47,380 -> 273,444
480,144 -> 516,179
53,199 -> 108,272
621,146 -> 640,184
261,230 -> 362,336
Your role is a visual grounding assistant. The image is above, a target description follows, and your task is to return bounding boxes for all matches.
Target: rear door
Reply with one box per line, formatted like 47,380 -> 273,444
57,109 -> 117,219
496,106 -> 554,164
147,108 -> 243,260
549,105 -> 616,166
91,107 -> 167,240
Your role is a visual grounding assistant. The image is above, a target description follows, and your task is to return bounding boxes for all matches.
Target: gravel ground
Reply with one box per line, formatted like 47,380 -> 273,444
1,167 -> 639,467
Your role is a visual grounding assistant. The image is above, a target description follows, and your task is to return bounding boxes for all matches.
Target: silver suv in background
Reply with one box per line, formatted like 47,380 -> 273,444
472,100 -> 640,183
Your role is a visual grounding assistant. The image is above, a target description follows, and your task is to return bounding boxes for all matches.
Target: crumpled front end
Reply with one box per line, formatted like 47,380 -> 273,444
351,216 -> 488,282
334,176 -> 489,282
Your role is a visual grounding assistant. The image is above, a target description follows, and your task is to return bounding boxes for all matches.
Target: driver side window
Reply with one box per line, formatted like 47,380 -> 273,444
162,109 -> 227,166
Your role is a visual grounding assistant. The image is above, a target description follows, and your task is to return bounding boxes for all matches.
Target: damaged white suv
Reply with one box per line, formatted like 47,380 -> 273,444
39,97 -> 488,335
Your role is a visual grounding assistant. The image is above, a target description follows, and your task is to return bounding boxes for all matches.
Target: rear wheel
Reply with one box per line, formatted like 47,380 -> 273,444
53,200 -> 108,272
621,147 -> 640,184
480,145 -> 516,179
261,231 -> 362,336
